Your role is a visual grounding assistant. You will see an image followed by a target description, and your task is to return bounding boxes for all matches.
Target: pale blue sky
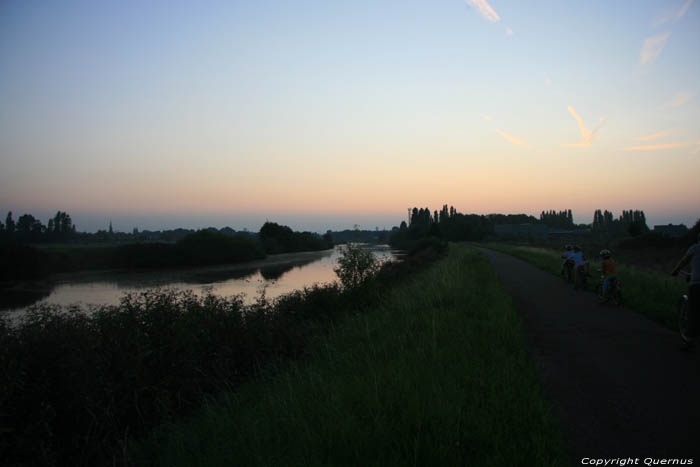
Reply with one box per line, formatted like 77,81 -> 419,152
1,0 -> 698,232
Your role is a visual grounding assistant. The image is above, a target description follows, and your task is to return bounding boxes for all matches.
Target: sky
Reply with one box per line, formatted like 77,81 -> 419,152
1,0 -> 699,232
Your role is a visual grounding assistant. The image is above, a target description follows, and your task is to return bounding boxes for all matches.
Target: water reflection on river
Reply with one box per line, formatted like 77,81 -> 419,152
3,245 -> 399,313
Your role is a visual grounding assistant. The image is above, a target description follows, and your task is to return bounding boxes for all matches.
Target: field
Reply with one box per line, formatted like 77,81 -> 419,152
129,245 -> 567,466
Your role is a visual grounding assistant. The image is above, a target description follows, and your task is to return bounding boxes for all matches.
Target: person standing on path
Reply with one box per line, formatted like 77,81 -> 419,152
671,232 -> 700,343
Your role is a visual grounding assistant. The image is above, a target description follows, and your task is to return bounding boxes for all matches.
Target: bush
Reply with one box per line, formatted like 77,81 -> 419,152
333,243 -> 380,289
0,290 -> 249,466
0,244 -> 442,466
0,284 -> 357,466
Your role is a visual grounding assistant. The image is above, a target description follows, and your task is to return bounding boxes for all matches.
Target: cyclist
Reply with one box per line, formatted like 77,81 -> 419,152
599,249 -> 617,299
671,232 -> 700,343
561,245 -> 574,278
571,245 -> 590,287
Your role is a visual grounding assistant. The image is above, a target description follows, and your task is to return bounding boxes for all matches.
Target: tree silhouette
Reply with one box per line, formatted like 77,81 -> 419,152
5,212 -> 15,234
539,209 -> 574,229
16,214 -> 44,242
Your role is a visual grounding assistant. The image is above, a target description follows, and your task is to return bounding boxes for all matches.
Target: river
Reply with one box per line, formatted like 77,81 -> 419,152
1,245 -> 399,314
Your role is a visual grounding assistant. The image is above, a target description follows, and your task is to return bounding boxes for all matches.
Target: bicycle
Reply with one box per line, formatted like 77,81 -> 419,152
574,265 -> 589,290
677,271 -> 694,348
596,275 -> 622,306
562,259 -> 574,283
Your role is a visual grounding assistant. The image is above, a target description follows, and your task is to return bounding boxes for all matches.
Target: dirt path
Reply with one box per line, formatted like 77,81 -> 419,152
477,247 -> 699,462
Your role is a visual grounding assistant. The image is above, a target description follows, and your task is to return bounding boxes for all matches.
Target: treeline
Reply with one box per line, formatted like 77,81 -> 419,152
0,230 -> 266,282
1,209 -> 392,247
326,228 -> 390,244
390,205 -> 655,249
390,205 -> 498,248
390,205 -> 558,248
259,222 -> 333,254
0,210 -> 265,245
1,220 -> 332,282
617,218 -> 699,250
539,209 -> 574,229
0,211 -> 76,243
592,209 -> 649,236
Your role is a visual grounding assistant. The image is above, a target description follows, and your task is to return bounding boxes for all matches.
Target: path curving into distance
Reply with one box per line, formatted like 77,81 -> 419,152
476,247 -> 700,461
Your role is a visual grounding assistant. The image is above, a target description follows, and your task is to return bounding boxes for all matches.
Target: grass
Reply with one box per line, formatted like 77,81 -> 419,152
129,245 -> 567,466
0,243 -> 444,466
482,243 -> 688,329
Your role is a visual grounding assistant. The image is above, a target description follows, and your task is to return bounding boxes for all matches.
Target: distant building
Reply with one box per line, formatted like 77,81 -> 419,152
653,224 -> 688,238
494,223 -> 548,239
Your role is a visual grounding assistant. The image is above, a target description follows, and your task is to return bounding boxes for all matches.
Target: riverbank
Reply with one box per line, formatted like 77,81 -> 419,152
0,242 -> 441,466
0,248 -> 341,312
0,231 -> 265,282
128,245 -> 566,466
0,226 -> 334,282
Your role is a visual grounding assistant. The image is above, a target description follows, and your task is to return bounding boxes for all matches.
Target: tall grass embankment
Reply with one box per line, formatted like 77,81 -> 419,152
0,243 -> 443,467
129,245 -> 566,466
483,243 -> 687,329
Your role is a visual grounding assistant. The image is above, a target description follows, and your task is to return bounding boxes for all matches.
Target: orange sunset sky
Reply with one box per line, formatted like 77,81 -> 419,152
1,1 -> 699,231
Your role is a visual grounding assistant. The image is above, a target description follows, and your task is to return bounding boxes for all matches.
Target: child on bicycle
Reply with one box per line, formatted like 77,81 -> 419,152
572,246 -> 589,272
599,249 -> 617,298
671,232 -> 700,343
561,245 -> 574,276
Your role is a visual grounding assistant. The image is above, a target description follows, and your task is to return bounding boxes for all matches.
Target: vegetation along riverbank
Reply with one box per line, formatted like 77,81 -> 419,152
0,221 -> 332,282
0,241 -> 444,466
127,245 -> 566,466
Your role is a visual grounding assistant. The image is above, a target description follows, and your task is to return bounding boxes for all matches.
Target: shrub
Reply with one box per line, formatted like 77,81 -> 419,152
0,244 -> 441,466
333,243 -> 380,289
0,290 -> 249,466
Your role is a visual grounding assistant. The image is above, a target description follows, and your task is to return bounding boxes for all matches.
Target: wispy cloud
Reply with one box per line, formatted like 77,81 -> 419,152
481,114 -> 492,121
664,92 -> 694,108
505,26 -> 514,36
465,0 -> 500,23
496,129 -> 526,146
677,0 -> 695,18
652,0 -> 693,27
640,32 -> 671,65
622,142 -> 686,151
562,106 -> 603,147
678,0 -> 695,17
636,130 -> 673,141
